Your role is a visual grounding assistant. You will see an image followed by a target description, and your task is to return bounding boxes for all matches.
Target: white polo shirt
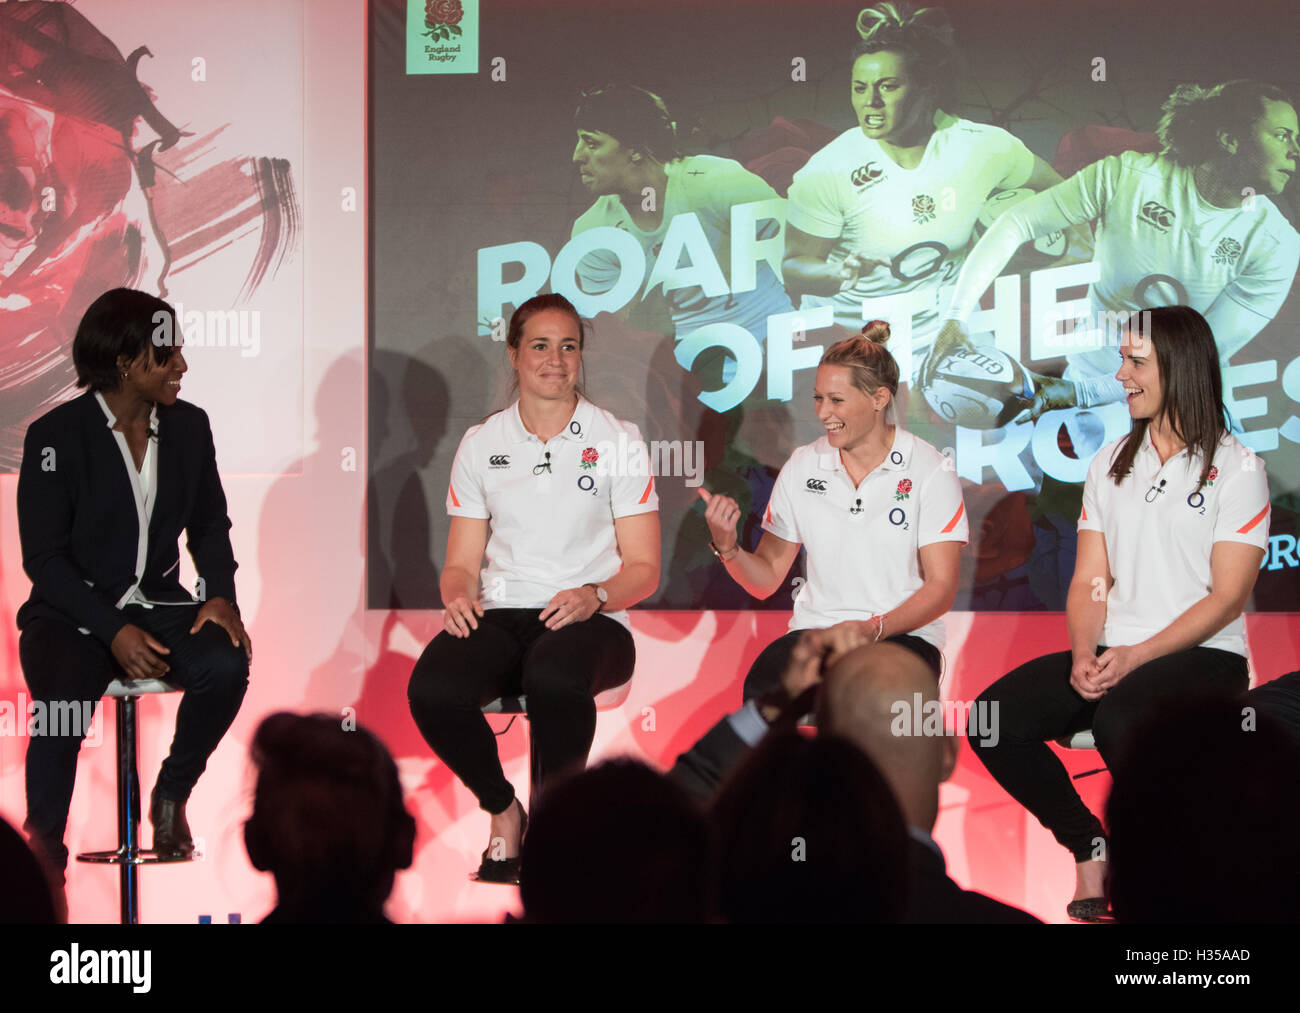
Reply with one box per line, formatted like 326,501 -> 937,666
761,427 -> 968,647
445,397 -> 659,628
1078,433 -> 1271,657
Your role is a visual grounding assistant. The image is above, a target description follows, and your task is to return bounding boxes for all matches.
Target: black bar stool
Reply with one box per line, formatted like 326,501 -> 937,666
76,678 -> 196,924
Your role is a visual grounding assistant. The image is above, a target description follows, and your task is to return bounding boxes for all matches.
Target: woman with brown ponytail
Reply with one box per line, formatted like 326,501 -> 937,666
966,306 -> 1271,922
700,321 -> 968,699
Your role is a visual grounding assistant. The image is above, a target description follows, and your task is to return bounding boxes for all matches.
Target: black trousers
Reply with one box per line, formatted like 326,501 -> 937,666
966,645 -> 1248,862
19,605 -> 250,874
742,629 -> 944,701
407,608 -> 636,815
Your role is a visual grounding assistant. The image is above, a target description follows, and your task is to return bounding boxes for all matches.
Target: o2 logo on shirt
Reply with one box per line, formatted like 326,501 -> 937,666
1187,491 -> 1206,515
889,507 -> 908,530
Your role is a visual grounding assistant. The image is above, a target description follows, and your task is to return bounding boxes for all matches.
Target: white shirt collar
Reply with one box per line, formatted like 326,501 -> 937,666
817,426 -> 914,472
94,391 -> 159,433
505,396 -> 596,445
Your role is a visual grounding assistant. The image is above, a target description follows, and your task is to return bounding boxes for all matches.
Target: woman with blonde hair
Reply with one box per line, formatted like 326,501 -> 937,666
700,321 -> 968,697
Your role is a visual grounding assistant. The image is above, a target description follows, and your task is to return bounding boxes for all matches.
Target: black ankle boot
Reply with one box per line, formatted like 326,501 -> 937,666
150,786 -> 195,858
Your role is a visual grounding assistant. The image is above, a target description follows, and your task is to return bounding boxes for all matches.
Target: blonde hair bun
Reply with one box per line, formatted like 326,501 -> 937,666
860,319 -> 891,345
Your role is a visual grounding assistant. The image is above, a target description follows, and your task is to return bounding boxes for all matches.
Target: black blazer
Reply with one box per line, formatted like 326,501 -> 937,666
16,391 -> 238,646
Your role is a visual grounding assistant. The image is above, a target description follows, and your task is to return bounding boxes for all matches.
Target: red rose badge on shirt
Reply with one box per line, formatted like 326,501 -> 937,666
895,478 -> 912,501
1206,466 -> 1219,487
581,447 -> 599,470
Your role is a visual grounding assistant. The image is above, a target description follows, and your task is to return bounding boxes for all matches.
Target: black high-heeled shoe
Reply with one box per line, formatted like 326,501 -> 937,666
1066,897 -> 1114,922
472,798 -> 527,885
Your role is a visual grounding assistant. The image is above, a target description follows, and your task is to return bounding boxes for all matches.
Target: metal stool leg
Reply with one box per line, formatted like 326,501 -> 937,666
77,681 -> 194,921
526,715 -> 541,813
117,695 -> 140,925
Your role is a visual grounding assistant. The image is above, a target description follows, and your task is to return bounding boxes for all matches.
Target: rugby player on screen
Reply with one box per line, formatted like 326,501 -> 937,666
927,80 -> 1300,418
570,84 -> 794,364
783,2 -> 1078,385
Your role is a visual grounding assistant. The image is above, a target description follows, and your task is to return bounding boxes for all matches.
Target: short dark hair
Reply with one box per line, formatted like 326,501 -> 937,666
574,84 -> 682,163
519,759 -> 713,922
710,731 -> 909,922
1158,80 -> 1295,167
244,712 -> 415,918
72,287 -> 180,392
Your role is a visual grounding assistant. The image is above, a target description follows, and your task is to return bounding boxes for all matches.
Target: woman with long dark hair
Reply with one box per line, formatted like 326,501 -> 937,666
967,305 -> 1271,921
408,293 -> 661,884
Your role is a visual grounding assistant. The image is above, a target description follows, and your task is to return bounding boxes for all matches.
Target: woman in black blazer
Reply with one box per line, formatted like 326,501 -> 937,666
16,288 -> 251,880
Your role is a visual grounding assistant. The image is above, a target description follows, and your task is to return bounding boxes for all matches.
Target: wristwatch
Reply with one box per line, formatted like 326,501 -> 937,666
584,583 -> 608,611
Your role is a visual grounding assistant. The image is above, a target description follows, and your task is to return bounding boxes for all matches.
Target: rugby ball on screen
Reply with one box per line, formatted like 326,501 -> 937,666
922,344 -> 1033,429
978,188 -> 1067,260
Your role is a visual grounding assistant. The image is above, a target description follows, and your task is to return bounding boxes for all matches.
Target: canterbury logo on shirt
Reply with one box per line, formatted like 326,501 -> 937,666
805,478 -> 828,494
850,162 -> 884,188
1138,200 -> 1175,232
488,454 -> 510,468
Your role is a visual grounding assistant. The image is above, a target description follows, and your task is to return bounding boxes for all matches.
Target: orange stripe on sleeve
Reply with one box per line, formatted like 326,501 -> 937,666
1237,504 -> 1270,534
448,483 -> 460,508
639,476 -> 655,504
765,503 -> 773,524
940,501 -> 965,534
1081,506 -> 1088,522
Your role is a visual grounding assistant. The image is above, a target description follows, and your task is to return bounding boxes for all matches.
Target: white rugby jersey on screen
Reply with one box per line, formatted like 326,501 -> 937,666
786,110 -> 1035,369
1078,432 -> 1271,657
949,151 -> 1300,404
572,154 -> 794,340
445,397 -> 659,629
761,427 -> 968,647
